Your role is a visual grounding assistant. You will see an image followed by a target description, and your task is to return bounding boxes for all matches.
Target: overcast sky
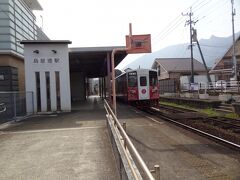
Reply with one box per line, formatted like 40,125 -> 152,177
34,0 -> 240,69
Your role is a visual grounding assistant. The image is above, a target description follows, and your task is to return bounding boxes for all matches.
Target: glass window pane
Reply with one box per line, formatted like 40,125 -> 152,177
45,72 -> 51,111
55,71 -> 61,111
128,71 -> 137,87
140,76 -> 147,86
35,72 -> 41,112
149,71 -> 157,86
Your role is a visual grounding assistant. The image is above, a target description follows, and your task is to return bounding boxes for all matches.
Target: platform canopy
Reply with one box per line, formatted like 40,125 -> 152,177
23,0 -> 43,10
69,46 -> 127,78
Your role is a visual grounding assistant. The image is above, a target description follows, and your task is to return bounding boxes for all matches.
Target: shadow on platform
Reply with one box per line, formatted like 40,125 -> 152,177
1,96 -> 106,132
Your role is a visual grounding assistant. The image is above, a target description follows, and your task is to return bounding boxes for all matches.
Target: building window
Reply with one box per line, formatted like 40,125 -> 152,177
35,72 -> 41,112
45,72 -> 51,111
55,71 -> 61,111
157,66 -> 161,76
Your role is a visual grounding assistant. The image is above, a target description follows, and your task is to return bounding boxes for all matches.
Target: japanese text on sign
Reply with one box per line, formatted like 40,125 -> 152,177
33,58 -> 60,64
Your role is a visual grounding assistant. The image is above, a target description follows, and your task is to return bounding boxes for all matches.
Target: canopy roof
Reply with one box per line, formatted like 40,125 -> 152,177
23,0 -> 43,10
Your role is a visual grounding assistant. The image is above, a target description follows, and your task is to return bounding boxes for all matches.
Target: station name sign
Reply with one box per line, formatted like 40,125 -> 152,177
33,58 -> 60,64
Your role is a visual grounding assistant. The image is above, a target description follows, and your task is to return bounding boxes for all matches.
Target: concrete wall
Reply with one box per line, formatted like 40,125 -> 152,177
0,66 -> 18,91
0,55 -> 25,91
159,72 -> 169,80
158,65 -> 169,80
24,43 -> 71,113
70,72 -> 85,101
169,72 -> 181,79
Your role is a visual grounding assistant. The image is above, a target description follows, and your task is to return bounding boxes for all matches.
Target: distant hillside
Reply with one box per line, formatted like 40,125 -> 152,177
122,33 -> 240,70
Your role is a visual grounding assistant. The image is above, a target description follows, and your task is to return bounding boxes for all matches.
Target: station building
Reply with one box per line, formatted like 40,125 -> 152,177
20,40 -> 127,113
0,0 -> 127,115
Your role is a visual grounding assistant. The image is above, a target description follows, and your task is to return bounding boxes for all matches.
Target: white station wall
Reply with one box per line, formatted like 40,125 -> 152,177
24,43 -> 71,113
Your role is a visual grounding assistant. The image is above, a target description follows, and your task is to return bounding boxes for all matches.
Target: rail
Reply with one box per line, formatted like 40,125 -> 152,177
0,103 -> 6,113
150,107 -> 240,150
104,100 -> 156,180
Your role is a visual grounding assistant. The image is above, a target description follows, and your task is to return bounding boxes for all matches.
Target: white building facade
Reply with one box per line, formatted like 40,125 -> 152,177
21,40 -> 71,113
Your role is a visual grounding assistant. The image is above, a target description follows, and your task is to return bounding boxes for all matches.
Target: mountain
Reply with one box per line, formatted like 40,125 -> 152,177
121,33 -> 240,70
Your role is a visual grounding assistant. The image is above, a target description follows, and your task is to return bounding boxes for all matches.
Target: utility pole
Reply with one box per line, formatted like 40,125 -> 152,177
231,0 -> 237,80
182,7 -> 194,83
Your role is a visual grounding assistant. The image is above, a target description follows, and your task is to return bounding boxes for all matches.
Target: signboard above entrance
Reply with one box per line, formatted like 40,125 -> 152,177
125,34 -> 151,54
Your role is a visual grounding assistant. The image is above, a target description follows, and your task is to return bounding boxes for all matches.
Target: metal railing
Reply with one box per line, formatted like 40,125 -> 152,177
181,80 -> 240,93
104,100 -> 159,180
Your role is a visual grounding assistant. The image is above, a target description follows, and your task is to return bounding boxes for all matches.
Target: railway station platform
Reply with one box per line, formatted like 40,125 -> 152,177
0,96 -> 239,179
0,96 -> 120,180
116,102 -> 240,180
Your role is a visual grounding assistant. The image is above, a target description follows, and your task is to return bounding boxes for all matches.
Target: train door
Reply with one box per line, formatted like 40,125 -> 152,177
138,73 -> 149,100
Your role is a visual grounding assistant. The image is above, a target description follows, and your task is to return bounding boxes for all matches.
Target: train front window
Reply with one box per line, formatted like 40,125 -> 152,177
140,76 -> 147,86
149,71 -> 158,86
128,72 -> 137,87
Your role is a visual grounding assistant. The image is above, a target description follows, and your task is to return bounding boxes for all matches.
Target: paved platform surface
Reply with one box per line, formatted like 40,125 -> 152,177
117,103 -> 240,180
0,96 -> 120,180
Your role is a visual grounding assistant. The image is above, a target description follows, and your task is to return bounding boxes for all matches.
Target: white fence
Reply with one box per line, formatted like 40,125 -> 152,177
181,80 -> 240,93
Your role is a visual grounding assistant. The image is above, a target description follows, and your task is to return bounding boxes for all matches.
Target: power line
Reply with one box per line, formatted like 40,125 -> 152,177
194,0 -> 229,23
150,0 -> 233,53
152,0 -> 210,44
199,44 -> 229,48
153,0 -> 232,47
152,16 -> 184,43
192,0 -> 213,13
152,18 -> 186,44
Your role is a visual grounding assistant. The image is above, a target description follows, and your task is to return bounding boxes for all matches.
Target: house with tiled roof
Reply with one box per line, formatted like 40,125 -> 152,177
151,58 -> 207,80
210,34 -> 240,81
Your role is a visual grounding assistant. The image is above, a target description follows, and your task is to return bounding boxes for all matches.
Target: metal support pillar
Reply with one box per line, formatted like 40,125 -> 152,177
104,77 -> 106,98
107,53 -> 111,102
231,0 -> 237,80
111,48 -> 127,116
101,77 -> 104,99
123,122 -> 127,148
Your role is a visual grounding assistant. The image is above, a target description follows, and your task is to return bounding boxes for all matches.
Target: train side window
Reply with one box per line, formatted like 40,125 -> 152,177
128,72 -> 137,87
140,76 -> 147,86
150,71 -> 158,86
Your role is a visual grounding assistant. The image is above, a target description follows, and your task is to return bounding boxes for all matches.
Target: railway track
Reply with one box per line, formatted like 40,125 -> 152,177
204,117 -> 240,132
142,105 -> 240,150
